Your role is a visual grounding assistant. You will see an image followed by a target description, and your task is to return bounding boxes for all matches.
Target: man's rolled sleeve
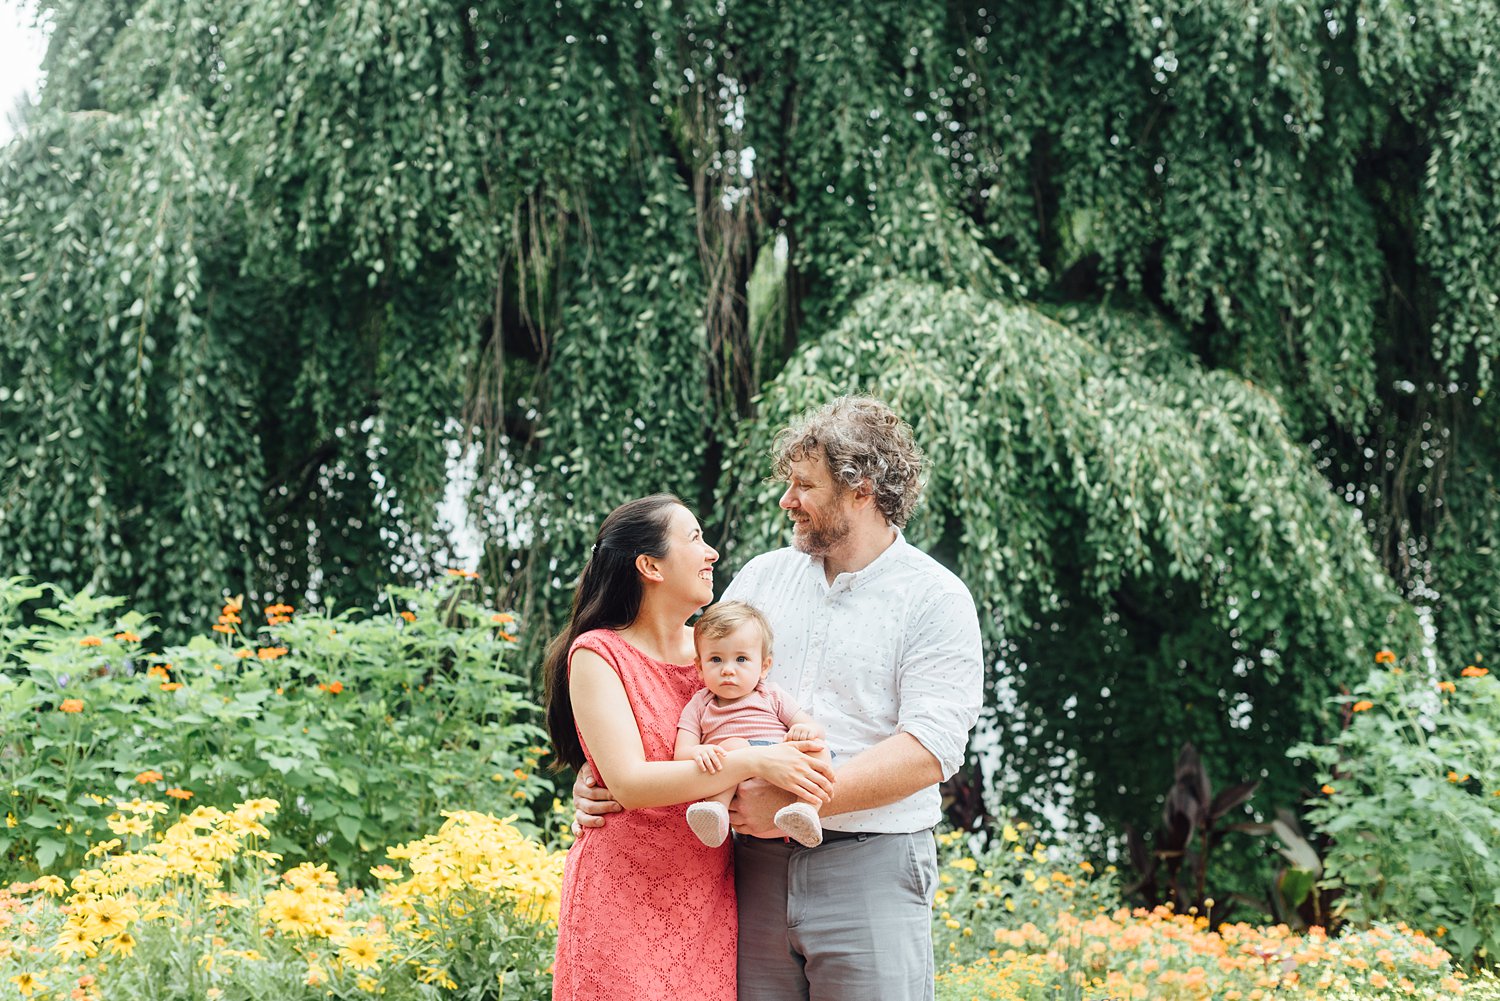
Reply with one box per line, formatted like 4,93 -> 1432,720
895,587 -> 984,779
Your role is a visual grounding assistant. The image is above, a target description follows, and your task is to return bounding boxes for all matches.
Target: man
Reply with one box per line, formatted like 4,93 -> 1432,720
576,395 -> 984,1000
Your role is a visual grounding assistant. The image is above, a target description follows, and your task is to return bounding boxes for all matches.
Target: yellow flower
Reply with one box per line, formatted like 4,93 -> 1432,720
106,932 -> 137,957
77,897 -> 138,939
337,934 -> 384,971
53,925 -> 97,958
32,875 -> 67,896
1001,823 -> 1020,843
8,972 -> 41,997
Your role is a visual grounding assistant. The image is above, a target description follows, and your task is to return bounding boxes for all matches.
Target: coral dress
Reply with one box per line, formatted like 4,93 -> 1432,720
552,629 -> 737,1000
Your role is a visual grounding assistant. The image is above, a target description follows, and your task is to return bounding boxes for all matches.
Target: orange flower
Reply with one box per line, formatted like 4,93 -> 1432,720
318,681 -> 344,695
268,615 -> 291,625
218,613 -> 241,625
256,647 -> 288,660
164,788 -> 193,801
114,631 -> 140,643
1461,666 -> 1488,678
445,568 -> 479,579
159,682 -> 183,692
212,624 -> 235,634
1447,771 -> 1470,784
1320,784 -> 1336,795
1374,650 -> 1396,664
499,631 -> 517,643
79,636 -> 103,647
491,613 -> 515,624
233,649 -> 254,659
58,699 -> 84,713
222,596 -> 243,615
146,665 -> 170,680
1437,681 -> 1457,693
399,611 -> 416,623
135,770 -> 163,784
1351,701 -> 1374,712
265,603 -> 295,616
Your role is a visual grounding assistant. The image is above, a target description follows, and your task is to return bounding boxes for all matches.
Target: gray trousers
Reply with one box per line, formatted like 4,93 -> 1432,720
734,830 -> 938,1001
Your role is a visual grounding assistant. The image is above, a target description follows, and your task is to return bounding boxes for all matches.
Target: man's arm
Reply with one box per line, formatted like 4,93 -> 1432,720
728,732 -> 939,833
732,585 -> 981,834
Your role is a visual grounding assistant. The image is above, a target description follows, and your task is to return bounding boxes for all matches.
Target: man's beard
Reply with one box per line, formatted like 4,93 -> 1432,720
791,510 -> 851,556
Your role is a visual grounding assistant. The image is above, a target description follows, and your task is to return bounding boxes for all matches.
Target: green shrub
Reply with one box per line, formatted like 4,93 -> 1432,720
0,575 -> 551,882
1291,651 -> 1500,964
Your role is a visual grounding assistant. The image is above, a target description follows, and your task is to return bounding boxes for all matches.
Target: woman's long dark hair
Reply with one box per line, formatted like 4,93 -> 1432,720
544,493 -> 685,770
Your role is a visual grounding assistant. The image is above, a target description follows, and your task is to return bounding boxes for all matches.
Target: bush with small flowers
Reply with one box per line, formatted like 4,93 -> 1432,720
0,574 -> 551,883
1291,650 -> 1499,964
1,798 -> 565,1000
931,822 -> 1491,1000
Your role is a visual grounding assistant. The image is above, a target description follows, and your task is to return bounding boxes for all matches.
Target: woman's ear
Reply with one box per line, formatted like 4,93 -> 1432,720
635,552 -> 664,582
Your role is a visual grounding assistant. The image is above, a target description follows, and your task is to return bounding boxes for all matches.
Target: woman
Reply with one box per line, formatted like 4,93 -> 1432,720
545,494 -> 834,1000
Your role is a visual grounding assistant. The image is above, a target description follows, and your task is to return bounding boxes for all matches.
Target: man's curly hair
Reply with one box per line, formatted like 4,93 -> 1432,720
771,395 -> 927,527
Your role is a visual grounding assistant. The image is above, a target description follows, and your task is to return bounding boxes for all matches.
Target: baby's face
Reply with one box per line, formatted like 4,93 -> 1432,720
695,622 -> 771,701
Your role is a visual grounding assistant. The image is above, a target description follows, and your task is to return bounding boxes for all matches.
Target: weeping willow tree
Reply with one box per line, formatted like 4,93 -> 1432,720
2,1 -> 1496,842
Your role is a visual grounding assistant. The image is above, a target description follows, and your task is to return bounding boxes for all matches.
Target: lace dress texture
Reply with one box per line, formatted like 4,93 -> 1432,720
552,629 -> 737,1000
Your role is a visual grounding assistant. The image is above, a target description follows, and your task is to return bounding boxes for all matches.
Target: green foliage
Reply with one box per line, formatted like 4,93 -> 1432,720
0,576 -> 549,882
2,0 -> 1498,847
1292,654 -> 1500,964
723,280 -> 1420,847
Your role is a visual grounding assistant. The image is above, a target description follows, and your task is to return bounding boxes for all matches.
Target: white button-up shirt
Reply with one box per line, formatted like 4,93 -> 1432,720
723,532 -> 983,833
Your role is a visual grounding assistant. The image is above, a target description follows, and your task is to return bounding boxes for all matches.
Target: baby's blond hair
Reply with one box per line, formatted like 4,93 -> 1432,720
693,600 -> 774,659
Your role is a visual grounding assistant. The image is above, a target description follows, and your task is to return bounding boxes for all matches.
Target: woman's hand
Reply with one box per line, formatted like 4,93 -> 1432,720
742,740 -> 834,804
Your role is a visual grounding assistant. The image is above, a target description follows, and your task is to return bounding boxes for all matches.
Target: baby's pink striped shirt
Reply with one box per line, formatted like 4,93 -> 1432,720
677,681 -> 802,745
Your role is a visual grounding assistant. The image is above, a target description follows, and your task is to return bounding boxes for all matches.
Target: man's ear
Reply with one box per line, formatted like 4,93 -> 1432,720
635,552 -> 664,582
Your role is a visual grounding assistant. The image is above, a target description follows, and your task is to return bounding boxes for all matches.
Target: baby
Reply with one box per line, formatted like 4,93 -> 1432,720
675,600 -> 829,848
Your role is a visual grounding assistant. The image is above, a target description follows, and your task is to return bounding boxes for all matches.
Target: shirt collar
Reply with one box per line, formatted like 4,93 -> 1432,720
810,528 -> 905,594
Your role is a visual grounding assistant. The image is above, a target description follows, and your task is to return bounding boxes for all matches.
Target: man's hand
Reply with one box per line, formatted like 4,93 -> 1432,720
693,745 -> 728,773
571,764 -> 622,833
727,777 -> 797,838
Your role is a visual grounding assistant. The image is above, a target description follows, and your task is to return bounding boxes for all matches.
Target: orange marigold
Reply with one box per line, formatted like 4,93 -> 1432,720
79,636 -> 103,647
58,699 -> 84,713
1351,700 -> 1374,712
318,681 -> 344,695
114,631 -> 140,643
212,624 -> 235,634
257,647 -> 289,660
1437,681 -> 1457,693
1321,784 -> 1336,795
1461,666 -> 1488,678
164,788 -> 193,801
399,611 -> 416,623
135,770 -> 163,784
265,603 -> 294,616
1374,650 -> 1396,664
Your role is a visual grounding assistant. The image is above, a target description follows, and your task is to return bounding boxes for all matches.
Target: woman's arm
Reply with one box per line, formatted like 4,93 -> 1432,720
571,649 -> 833,810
